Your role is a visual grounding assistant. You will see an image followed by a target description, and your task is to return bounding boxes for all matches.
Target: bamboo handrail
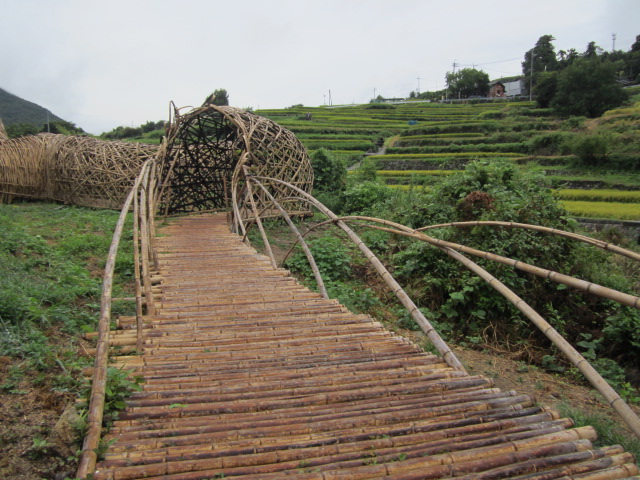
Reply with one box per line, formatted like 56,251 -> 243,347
132,188 -> 144,354
444,246 -> 640,439
76,160 -> 152,478
139,166 -> 156,315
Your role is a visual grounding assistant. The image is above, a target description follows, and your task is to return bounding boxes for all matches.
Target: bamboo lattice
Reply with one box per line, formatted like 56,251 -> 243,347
156,105 -> 313,215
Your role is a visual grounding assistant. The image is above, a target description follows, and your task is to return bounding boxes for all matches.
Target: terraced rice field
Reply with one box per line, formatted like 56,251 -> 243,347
258,101 -> 640,221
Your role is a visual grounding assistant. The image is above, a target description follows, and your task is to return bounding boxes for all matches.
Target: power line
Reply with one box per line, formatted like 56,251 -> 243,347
459,56 -> 522,68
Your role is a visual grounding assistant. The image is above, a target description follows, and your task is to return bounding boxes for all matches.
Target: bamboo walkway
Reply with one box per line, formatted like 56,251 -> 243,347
93,214 -> 639,480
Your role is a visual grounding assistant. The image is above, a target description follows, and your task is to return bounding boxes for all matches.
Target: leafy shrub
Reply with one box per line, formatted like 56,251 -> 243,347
310,148 -> 347,192
561,116 -> 587,130
386,161 -> 623,355
478,110 -> 504,119
526,132 -> 574,155
341,181 -> 392,214
285,235 -> 353,282
571,134 -> 610,165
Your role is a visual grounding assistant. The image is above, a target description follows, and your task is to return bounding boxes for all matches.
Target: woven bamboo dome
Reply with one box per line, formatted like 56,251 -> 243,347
0,131 -> 157,208
156,104 -> 313,215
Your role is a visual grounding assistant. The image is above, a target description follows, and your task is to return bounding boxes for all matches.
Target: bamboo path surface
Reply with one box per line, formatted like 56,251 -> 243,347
92,213 -> 639,480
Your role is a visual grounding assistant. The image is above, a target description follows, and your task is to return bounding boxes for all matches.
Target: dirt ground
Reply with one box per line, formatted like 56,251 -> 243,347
0,358 -> 78,480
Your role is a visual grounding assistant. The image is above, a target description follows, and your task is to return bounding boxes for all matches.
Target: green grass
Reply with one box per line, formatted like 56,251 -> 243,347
0,202 -> 134,393
560,200 -> 640,220
557,402 -> 640,460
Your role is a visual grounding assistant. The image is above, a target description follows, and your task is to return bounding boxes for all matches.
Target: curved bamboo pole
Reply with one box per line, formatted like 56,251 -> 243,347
330,218 -> 640,436
248,178 -> 328,299
243,168 -> 277,268
418,221 -> 640,263
443,246 -> 640,439
324,216 -> 640,310
76,160 -> 151,478
245,175 -> 465,373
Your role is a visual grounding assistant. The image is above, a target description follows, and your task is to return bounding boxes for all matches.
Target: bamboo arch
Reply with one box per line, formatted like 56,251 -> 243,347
155,104 -> 314,215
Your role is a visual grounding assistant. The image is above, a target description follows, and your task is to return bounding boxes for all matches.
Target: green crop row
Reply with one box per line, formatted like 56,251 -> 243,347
387,142 -> 529,155
377,152 -> 525,160
560,201 -> 640,220
301,140 -> 376,151
555,189 -> 640,203
387,184 -> 432,191
374,169 -> 459,176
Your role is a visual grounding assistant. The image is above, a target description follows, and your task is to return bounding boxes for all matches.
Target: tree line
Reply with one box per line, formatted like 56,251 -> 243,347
407,34 -> 640,117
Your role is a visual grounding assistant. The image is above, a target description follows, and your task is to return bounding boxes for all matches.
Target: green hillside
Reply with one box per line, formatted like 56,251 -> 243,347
257,97 -> 640,221
0,86 -> 64,126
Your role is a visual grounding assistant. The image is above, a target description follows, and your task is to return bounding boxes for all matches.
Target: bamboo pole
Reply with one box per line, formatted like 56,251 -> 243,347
243,168 -> 277,268
443,246 -> 640,439
249,177 -> 328,299
76,160 -> 150,479
139,165 -> 156,315
147,162 -> 160,271
132,188 -> 144,355
247,175 -> 465,373
418,220 -> 640,263
327,216 -> 640,310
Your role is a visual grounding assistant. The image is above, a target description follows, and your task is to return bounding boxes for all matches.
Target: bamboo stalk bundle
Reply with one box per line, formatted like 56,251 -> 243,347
0,133 -> 64,203
0,132 -> 158,208
156,104 -> 313,215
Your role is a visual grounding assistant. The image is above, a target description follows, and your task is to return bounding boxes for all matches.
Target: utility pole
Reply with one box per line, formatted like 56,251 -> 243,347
452,60 -> 458,74
612,33 -> 617,52
416,77 -> 420,94
529,52 -> 535,102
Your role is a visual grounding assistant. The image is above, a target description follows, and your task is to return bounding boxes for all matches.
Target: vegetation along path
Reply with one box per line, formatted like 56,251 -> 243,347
93,213 -> 639,479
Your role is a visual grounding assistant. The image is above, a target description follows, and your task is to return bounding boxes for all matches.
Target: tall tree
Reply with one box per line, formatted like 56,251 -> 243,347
523,35 -> 559,92
445,68 -> 490,98
627,34 -> 640,81
551,57 -> 628,117
203,88 -> 230,106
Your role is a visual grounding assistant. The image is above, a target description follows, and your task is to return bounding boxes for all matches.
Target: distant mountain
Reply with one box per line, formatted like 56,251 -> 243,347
0,87 -> 65,126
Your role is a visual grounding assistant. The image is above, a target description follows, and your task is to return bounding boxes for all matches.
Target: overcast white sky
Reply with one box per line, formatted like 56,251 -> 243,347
0,0 -> 638,134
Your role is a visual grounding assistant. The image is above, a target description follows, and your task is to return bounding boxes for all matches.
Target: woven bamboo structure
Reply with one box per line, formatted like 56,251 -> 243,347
0,131 -> 157,208
0,118 -> 7,141
156,105 -> 313,215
